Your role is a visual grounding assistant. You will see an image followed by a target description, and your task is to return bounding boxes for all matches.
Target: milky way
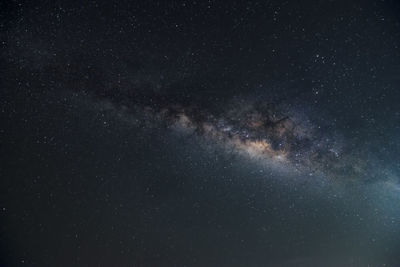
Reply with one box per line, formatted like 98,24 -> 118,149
94,91 -> 367,181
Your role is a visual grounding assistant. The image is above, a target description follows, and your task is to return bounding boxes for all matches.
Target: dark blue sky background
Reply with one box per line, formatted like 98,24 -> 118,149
2,0 -> 400,266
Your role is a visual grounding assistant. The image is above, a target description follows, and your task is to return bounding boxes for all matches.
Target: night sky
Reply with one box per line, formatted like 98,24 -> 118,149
2,0 -> 400,266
